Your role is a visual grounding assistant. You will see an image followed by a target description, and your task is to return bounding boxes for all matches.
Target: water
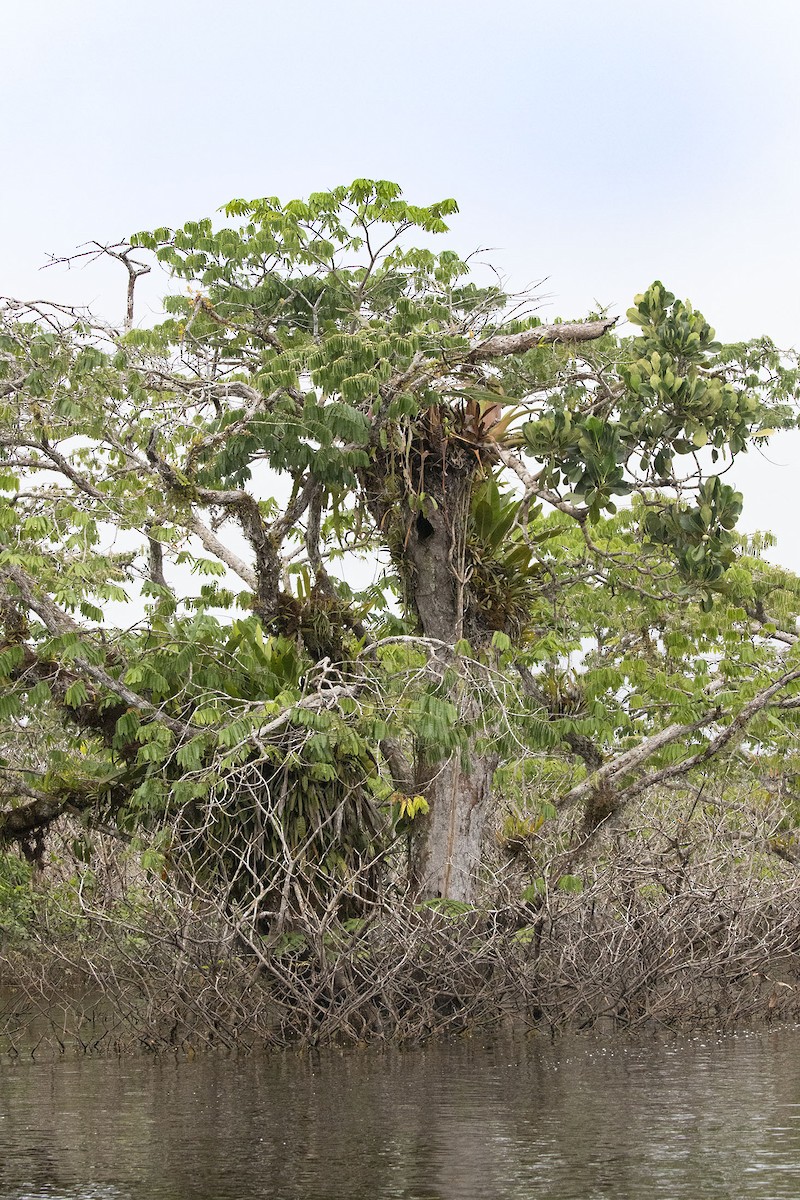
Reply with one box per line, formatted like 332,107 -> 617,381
1,1027 -> 798,1199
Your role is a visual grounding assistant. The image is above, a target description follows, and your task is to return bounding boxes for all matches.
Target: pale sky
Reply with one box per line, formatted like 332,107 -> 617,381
2,0 -> 799,567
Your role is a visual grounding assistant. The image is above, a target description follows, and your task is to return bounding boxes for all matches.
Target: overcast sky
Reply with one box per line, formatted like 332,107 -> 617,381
3,0 -> 799,567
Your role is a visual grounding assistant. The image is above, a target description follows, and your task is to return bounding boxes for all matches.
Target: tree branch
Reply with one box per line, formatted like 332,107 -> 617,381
0,791 -> 68,843
468,317 -> 616,361
619,666 -> 800,803
494,445 -> 588,520
187,513 -> 258,592
147,437 -> 281,622
1,564 -> 193,739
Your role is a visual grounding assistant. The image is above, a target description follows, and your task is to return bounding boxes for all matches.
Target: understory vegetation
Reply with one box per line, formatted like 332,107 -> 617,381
2,774 -> 799,1055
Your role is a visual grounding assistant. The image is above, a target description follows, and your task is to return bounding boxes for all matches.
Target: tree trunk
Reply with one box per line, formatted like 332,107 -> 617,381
412,749 -> 497,902
402,474 -> 498,902
366,434 -> 498,902
404,495 -> 464,644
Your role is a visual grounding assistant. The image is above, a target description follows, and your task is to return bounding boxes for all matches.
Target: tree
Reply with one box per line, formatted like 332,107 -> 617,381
0,178 -> 798,912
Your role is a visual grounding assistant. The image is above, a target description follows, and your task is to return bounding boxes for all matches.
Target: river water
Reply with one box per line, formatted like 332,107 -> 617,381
1,1026 -> 798,1199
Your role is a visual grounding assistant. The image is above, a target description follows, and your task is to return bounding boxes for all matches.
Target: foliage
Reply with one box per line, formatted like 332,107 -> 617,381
0,178 -> 799,913
0,852 -> 33,942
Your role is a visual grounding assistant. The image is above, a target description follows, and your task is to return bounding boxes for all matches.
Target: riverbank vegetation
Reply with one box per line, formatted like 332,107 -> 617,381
1,180 -> 799,1053
2,778 -> 799,1054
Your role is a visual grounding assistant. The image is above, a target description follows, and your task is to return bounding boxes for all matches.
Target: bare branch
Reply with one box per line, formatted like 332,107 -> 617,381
43,241 -> 151,332
468,317 -> 616,361
186,512 -> 258,592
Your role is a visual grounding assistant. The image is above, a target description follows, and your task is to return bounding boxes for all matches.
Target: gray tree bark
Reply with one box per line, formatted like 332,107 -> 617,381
412,749 -> 498,902
401,476 -> 498,902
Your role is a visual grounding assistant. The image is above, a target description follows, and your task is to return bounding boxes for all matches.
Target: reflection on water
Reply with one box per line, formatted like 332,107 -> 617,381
1,1026 -> 799,1199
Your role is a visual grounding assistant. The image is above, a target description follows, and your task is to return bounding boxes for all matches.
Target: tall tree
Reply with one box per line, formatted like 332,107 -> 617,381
0,179 -> 798,907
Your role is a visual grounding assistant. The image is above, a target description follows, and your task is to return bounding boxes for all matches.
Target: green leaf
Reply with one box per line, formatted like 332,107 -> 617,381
556,874 -> 584,894
64,679 -> 89,707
